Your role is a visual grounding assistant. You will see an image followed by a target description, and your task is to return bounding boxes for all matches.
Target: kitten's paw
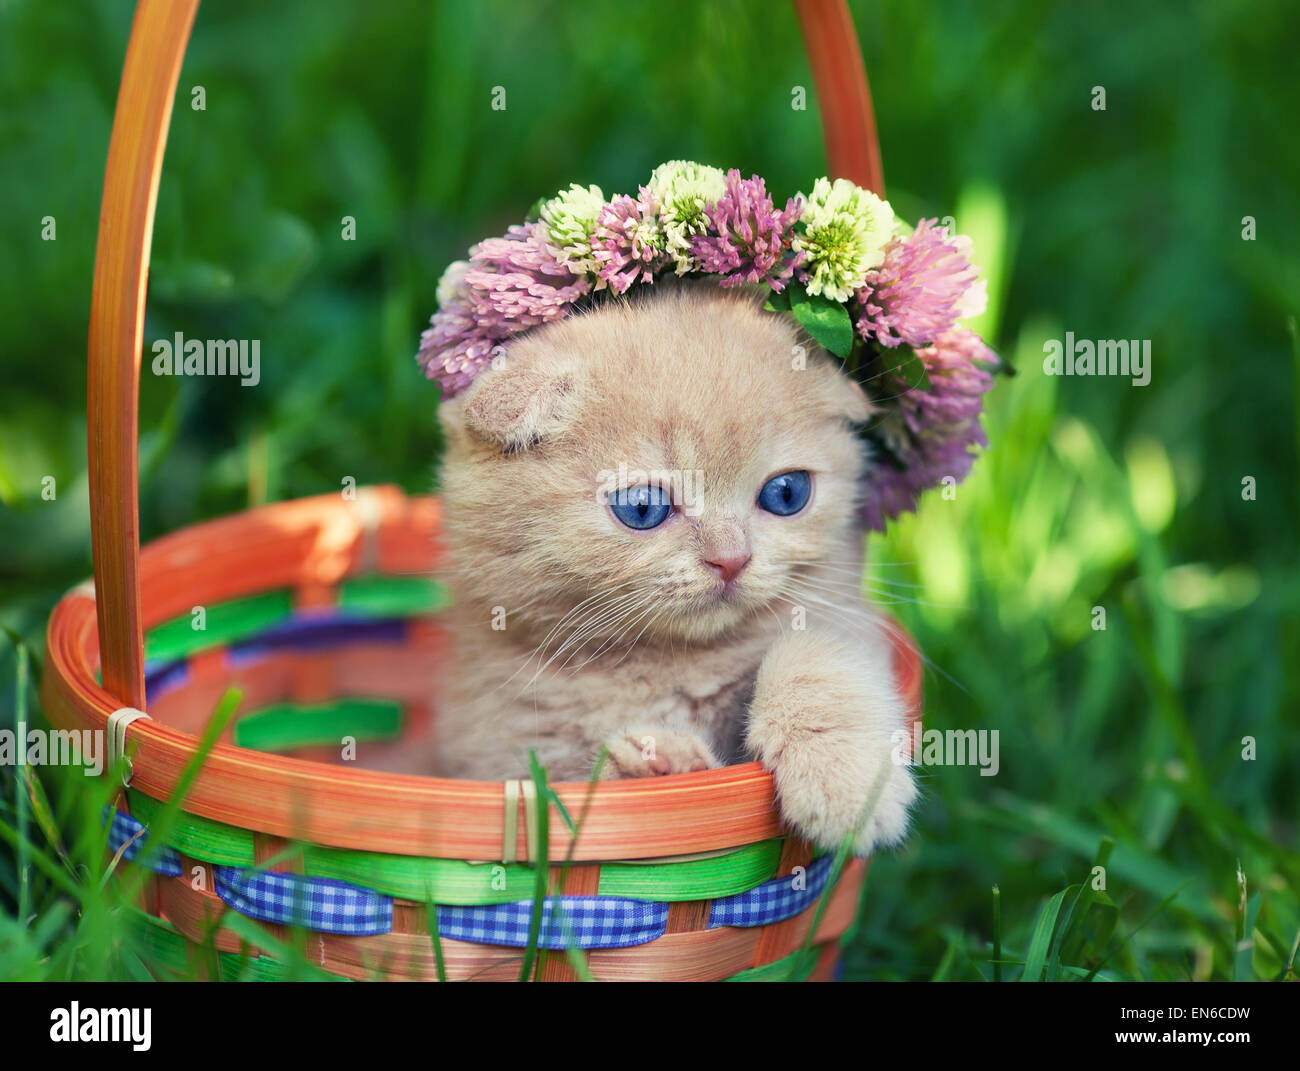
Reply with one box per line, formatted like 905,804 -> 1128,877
758,730 -> 917,855
599,727 -> 719,779
747,630 -> 917,855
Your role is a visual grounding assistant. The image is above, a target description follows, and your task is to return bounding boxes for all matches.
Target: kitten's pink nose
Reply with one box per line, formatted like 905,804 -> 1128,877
705,552 -> 751,584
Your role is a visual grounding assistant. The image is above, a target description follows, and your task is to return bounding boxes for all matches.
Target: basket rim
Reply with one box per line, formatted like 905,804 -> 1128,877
44,487 -> 922,861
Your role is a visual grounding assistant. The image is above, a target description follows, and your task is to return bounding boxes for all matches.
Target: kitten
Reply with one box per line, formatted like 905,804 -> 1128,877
433,281 -> 916,854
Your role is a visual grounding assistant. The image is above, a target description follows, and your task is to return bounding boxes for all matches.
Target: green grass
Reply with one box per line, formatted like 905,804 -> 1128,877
2,0 -> 1298,980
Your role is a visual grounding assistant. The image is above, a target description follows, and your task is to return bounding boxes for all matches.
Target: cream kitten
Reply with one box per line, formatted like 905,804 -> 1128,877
433,281 -> 916,854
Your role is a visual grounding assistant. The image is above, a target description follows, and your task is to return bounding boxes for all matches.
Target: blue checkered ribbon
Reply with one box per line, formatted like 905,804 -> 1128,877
708,853 -> 835,928
214,867 -> 393,937
104,804 -> 838,944
437,897 -> 668,950
103,807 -> 182,876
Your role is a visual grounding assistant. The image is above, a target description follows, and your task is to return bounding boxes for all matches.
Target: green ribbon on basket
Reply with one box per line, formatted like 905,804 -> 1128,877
125,788 -> 783,903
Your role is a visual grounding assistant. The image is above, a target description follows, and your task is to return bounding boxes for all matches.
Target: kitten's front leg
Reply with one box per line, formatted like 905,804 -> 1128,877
746,629 -> 917,854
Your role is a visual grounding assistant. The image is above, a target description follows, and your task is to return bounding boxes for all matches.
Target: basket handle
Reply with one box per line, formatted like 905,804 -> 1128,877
86,0 -> 884,708
88,0 -> 199,708
791,0 -> 885,196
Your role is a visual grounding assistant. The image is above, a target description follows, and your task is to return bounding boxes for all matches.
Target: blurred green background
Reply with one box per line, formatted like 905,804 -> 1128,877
1,0 -> 1296,980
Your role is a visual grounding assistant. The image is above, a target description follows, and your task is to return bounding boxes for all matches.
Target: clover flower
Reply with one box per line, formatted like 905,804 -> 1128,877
859,327 -> 998,531
690,170 -> 804,290
647,160 -> 728,273
435,259 -> 471,309
417,222 -> 591,394
537,183 -> 606,273
793,177 -> 894,302
590,187 -> 670,293
856,219 -> 982,349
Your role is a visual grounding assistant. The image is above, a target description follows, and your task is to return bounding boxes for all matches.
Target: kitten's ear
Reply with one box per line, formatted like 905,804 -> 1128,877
829,371 -> 874,425
459,354 -> 584,451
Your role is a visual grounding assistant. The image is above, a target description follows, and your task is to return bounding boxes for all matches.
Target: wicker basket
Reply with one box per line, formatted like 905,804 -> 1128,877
41,0 -> 920,981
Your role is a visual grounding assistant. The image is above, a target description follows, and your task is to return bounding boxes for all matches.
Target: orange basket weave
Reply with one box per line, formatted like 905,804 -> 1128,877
42,0 -> 920,982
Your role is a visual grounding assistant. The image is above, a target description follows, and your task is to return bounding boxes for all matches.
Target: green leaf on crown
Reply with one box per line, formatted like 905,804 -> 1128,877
881,344 -> 932,393
763,288 -> 792,313
788,285 -> 855,360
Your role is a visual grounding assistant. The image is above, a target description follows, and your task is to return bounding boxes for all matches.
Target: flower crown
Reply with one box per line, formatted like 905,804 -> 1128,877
417,160 -> 1001,531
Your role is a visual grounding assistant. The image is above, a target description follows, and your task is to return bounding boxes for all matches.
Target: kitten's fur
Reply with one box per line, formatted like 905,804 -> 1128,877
434,282 -> 916,853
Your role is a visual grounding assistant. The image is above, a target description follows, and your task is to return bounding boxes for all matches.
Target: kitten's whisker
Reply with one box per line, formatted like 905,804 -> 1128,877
761,598 -> 787,639
528,600 -> 639,682
789,570 -> 963,611
560,592 -> 656,671
577,608 -> 656,670
786,572 -> 920,607
557,591 -> 659,672
471,593 -> 548,629
789,559 -> 919,569
777,579 -> 919,636
870,614 -> 972,697
531,579 -> 640,651
531,579 -> 643,651
542,585 -> 661,675
802,597 -> 971,698
774,584 -> 868,626
501,580 -> 644,690
610,602 -> 668,667
795,562 -> 929,590
776,585 -> 877,633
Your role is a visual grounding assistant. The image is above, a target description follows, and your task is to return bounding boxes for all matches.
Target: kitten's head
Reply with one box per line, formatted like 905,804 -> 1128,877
438,282 -> 871,649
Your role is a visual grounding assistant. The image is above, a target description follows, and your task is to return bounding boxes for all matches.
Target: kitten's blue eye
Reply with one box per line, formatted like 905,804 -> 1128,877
758,470 -> 812,516
609,484 -> 673,530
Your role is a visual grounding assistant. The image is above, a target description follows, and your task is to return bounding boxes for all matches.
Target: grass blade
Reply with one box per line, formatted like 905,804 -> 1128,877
518,750 -> 551,982
424,891 -> 447,983
992,884 -> 1002,982
10,636 -> 31,926
1021,888 -> 1067,981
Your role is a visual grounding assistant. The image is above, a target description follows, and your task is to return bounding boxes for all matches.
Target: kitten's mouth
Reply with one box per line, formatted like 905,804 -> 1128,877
710,577 -> 745,603
699,579 -> 766,625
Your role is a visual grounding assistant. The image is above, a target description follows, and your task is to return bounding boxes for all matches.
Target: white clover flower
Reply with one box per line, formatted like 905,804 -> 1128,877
435,260 -> 471,308
647,160 -> 728,273
955,276 -> 988,320
793,177 -> 895,302
538,183 -> 607,273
